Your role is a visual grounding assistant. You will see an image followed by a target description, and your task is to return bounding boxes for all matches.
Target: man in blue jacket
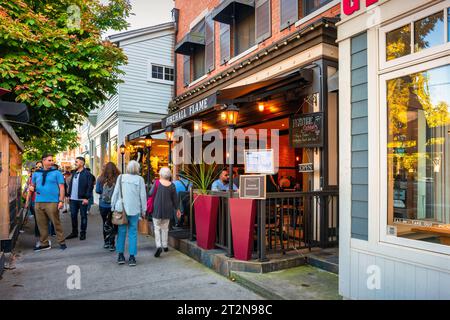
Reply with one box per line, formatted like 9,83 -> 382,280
66,157 -> 93,240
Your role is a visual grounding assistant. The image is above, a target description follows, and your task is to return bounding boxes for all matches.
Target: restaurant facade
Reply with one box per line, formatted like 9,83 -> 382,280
338,0 -> 450,299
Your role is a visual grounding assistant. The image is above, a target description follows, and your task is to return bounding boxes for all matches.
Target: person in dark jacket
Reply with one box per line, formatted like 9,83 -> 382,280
66,157 -> 93,240
149,167 -> 181,258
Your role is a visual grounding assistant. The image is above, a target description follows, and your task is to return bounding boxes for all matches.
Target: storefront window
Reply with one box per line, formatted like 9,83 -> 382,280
386,24 -> 411,61
414,11 -> 444,53
110,137 -> 118,165
387,64 -> 450,246
101,130 -> 109,165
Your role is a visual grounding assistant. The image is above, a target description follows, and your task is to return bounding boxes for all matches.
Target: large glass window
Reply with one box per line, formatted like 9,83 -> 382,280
110,137 -> 118,165
387,64 -> 450,246
234,6 -> 255,56
386,24 -> 411,61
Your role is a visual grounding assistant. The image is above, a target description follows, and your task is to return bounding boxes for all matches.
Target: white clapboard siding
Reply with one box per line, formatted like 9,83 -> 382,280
119,34 -> 174,115
96,94 -> 119,125
349,250 -> 450,300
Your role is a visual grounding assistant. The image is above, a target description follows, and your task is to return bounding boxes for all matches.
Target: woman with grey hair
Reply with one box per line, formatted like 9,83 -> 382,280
149,167 -> 180,257
111,160 -> 146,266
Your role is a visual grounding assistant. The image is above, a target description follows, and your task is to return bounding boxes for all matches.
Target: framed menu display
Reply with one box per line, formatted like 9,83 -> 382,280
244,149 -> 275,174
289,112 -> 324,148
239,175 -> 266,199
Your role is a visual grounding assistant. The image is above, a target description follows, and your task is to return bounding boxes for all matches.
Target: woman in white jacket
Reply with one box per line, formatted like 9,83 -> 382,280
111,160 -> 147,266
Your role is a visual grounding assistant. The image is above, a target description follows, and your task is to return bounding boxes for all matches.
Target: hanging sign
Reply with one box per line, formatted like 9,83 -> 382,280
290,112 -> 324,148
244,149 -> 275,175
299,163 -> 314,173
239,175 -> 267,199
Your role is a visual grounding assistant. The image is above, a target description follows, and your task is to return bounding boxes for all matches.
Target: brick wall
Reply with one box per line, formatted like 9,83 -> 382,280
175,0 -> 340,97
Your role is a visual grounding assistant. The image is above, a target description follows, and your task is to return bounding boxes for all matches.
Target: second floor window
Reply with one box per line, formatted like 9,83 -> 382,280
151,64 -> 174,82
280,0 -> 335,30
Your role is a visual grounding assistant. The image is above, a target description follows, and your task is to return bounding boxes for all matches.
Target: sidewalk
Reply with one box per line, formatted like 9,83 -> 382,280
231,265 -> 341,300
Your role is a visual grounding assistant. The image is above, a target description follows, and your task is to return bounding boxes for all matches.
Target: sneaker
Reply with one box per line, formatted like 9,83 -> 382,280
65,233 -> 78,240
34,244 -> 51,252
163,247 -> 169,252
154,248 -> 162,258
109,245 -> 116,252
117,253 -> 125,265
128,255 -> 136,267
79,233 -> 86,241
103,243 -> 110,249
60,244 -> 67,250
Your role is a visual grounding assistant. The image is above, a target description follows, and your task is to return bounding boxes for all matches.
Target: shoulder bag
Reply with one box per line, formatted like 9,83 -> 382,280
112,175 -> 128,225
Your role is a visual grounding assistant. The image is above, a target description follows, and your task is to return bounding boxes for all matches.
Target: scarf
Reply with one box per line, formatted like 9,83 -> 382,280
35,168 -> 57,186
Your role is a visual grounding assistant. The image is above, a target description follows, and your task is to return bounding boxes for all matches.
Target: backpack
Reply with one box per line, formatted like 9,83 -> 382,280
102,182 -> 115,204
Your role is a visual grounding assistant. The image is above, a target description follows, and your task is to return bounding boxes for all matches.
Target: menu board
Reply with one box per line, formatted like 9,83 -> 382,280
239,175 -> 266,199
244,149 -> 275,174
290,112 -> 324,148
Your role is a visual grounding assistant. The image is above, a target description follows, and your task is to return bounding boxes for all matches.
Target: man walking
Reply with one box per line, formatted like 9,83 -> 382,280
29,153 -> 67,251
66,157 -> 93,240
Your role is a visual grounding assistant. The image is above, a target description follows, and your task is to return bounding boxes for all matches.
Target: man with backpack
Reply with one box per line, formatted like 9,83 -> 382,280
66,157 -> 94,241
95,162 -> 120,250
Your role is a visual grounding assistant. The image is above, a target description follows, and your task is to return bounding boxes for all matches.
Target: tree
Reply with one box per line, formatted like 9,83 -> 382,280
0,0 -> 131,159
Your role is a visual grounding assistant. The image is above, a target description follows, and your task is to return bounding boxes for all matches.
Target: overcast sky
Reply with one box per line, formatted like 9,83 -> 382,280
102,0 -> 174,37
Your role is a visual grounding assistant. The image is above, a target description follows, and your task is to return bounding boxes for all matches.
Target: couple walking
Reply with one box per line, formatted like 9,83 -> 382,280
109,161 -> 180,266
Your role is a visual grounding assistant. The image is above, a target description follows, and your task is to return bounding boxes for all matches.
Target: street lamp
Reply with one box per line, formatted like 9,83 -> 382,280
165,126 -> 174,168
145,135 -> 153,190
223,104 -> 239,258
120,143 -> 126,173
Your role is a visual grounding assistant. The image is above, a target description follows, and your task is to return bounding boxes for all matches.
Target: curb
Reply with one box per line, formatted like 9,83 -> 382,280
230,271 -> 285,300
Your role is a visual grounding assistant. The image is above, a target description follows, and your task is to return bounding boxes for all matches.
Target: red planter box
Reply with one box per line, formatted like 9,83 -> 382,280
194,194 -> 219,250
229,198 -> 257,261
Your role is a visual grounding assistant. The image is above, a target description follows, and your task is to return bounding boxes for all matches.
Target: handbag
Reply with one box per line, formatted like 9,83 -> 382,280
146,179 -> 160,215
112,175 -> 128,225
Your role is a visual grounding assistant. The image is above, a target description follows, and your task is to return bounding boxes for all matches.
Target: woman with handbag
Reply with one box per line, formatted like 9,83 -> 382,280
149,167 -> 181,258
111,160 -> 147,266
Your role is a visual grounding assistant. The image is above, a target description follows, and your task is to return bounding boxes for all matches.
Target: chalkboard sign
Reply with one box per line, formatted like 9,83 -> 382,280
289,112 -> 324,148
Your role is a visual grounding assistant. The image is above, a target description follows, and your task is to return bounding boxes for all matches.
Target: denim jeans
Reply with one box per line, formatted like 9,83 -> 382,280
69,200 -> 88,234
116,215 -> 139,256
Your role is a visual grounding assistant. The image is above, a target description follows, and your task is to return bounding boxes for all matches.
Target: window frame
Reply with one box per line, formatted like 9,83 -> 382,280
148,62 -> 175,85
294,0 -> 339,28
379,1 -> 450,71
379,55 -> 450,256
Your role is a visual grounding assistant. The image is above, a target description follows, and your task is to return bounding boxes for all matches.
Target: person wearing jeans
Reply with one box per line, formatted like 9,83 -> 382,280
66,157 -> 93,241
111,160 -> 147,267
29,154 -> 67,251
149,167 -> 181,258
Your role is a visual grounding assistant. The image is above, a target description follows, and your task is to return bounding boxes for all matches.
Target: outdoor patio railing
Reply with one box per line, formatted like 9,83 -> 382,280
188,190 -> 339,261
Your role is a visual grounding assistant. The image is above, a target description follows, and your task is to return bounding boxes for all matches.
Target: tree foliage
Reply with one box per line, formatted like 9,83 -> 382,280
0,0 -> 131,160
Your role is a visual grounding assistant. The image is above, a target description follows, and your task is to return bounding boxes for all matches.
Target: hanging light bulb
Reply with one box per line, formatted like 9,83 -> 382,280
258,103 -> 265,112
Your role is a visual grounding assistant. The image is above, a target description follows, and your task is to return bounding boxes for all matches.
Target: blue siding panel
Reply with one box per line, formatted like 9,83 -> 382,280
352,100 -> 368,119
352,134 -> 369,151
351,33 -> 367,54
351,32 -> 369,240
351,83 -> 368,103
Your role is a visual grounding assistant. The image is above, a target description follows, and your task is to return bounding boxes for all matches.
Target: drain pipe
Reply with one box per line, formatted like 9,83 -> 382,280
172,8 -> 179,100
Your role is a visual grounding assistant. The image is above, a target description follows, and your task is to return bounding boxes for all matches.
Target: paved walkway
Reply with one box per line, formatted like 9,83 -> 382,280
0,207 -> 262,300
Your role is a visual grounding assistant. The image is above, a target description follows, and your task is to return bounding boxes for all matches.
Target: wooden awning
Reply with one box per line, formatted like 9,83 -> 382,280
212,0 -> 255,24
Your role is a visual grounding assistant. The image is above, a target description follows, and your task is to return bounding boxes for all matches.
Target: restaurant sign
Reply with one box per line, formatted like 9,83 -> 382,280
299,163 -> 314,173
289,112 -> 324,148
239,175 -> 266,200
244,149 -> 275,175
342,0 -> 379,16
127,124 -> 152,142
162,94 -> 217,128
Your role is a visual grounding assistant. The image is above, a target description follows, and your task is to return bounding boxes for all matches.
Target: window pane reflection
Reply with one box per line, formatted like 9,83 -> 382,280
414,11 -> 444,52
387,64 -> 450,246
386,24 -> 411,61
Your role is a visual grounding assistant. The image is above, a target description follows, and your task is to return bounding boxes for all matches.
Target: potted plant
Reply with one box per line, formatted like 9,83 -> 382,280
179,163 -> 221,250
229,198 -> 257,261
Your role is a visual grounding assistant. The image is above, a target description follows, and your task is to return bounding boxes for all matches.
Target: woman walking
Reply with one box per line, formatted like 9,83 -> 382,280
96,162 -> 120,251
111,161 -> 146,266
149,167 -> 181,258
